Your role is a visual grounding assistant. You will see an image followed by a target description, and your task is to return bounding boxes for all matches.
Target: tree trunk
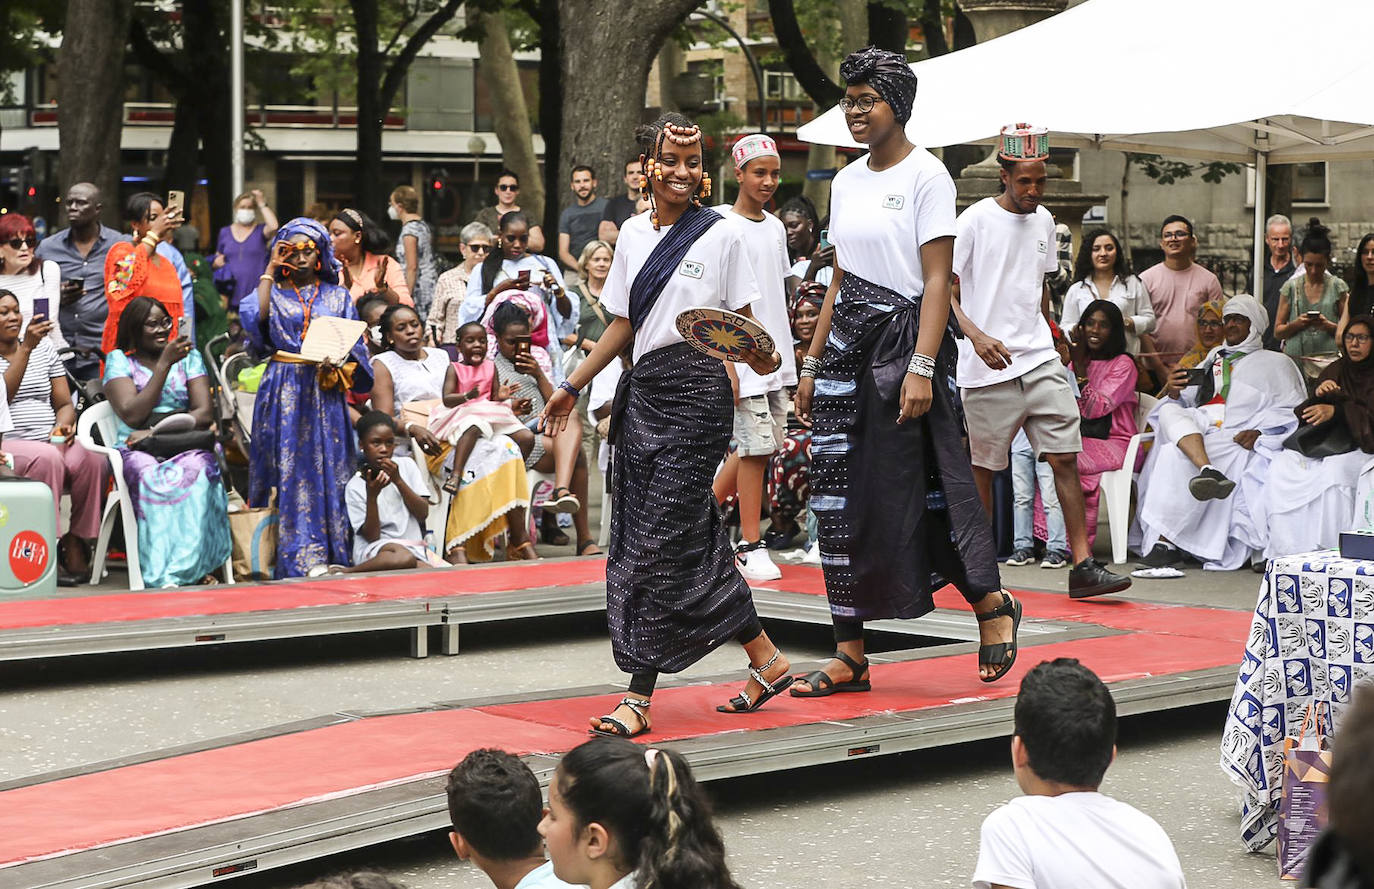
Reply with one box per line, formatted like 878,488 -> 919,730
1119,153 -> 1133,267
184,0 -> 233,237
867,3 -> 908,53
537,0 -> 562,239
767,0 -> 842,107
57,0 -> 131,227
476,8 -> 544,224
351,0 -> 386,220
1266,164 -> 1294,224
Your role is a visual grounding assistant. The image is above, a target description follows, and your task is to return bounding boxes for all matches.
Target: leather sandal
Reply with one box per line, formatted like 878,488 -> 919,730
976,590 -> 1022,683
506,540 -> 539,561
717,649 -> 794,713
789,649 -> 871,697
590,696 -> 651,738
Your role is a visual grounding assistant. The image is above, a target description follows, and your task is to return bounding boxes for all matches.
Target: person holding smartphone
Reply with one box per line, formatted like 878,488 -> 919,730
461,211 -> 576,345
1274,218 -> 1347,359
0,213 -> 69,354
101,192 -> 185,356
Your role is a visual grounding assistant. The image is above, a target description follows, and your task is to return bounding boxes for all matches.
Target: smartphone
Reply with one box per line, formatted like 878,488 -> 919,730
166,189 -> 185,219
818,229 -> 831,249
1306,310 -> 1323,319
32,297 -> 49,320
516,269 -> 531,287
1185,367 -> 1210,387
514,334 -> 532,357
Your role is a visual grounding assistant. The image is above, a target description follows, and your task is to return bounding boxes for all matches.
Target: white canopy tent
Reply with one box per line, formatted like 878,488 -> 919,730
797,0 -> 1374,287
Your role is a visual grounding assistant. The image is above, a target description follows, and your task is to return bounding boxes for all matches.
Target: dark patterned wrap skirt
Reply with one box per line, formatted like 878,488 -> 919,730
811,273 -> 1001,622
606,342 -> 760,674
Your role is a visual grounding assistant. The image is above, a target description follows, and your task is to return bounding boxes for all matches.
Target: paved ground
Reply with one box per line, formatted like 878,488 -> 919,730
4,490 -> 1284,888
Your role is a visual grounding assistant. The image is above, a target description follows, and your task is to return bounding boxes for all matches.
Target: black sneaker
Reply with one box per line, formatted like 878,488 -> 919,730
1140,542 -> 1184,568
1188,467 -> 1236,501
1005,547 -> 1036,567
1068,558 -> 1131,599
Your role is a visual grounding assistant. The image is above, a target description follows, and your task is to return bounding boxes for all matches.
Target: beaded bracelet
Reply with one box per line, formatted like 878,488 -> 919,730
801,355 -> 822,374
906,353 -> 936,379
558,380 -> 580,398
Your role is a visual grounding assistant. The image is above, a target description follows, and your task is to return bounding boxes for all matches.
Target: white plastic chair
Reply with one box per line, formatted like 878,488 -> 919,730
1098,393 -> 1159,565
78,402 -> 234,590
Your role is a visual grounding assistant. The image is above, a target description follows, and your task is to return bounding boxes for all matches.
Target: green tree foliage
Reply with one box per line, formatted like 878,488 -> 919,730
1126,153 -> 1243,185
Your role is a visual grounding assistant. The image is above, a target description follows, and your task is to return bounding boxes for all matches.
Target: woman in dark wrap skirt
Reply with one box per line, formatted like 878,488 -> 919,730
791,47 -> 1022,696
542,113 -> 793,738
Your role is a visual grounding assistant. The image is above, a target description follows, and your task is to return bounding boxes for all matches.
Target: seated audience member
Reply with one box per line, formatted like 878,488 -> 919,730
429,222 -> 494,345
0,213 -> 68,351
322,411 -> 442,575
103,297 -> 231,587
972,658 -> 1185,889
462,212 -> 575,345
370,309 -> 535,564
1136,295 -> 1306,570
1061,229 -> 1155,356
540,737 -> 741,889
490,302 -> 599,555
1067,300 -> 1139,546
1262,315 -> 1374,559
1336,232 -> 1374,341
329,208 -> 411,305
1274,218 -> 1347,360
446,748 -> 577,889
1303,686 -> 1374,889
103,193 -> 186,355
0,292 -> 106,584
1171,298 -> 1226,373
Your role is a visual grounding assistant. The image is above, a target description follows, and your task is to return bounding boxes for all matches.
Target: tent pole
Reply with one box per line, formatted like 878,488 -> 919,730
1252,152 -> 1267,297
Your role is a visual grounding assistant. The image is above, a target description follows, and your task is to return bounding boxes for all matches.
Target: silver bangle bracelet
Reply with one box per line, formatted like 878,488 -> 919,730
907,353 -> 936,379
799,367 -> 817,379
801,355 -> 822,374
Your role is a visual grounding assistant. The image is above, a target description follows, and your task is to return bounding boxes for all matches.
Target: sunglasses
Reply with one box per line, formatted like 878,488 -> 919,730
466,243 -> 492,253
503,233 -> 529,243
281,239 -> 318,255
496,184 -> 519,192
5,237 -> 36,250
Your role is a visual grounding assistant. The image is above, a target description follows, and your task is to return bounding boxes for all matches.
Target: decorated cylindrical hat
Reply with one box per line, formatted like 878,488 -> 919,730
998,123 -> 1050,162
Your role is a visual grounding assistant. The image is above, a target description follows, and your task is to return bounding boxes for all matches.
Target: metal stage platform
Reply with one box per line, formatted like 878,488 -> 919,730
0,572 -> 1249,889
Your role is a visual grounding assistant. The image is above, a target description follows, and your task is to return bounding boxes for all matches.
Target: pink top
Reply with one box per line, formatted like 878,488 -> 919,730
346,251 -> 413,305
454,358 -> 494,402
1078,353 -> 1139,448
1138,262 -> 1222,361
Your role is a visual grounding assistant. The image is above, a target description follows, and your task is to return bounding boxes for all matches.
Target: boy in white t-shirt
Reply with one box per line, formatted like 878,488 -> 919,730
972,658 -> 1186,889
710,134 -> 798,582
951,124 -> 1128,601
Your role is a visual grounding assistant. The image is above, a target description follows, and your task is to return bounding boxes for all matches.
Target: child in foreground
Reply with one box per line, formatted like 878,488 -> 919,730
539,736 -> 741,889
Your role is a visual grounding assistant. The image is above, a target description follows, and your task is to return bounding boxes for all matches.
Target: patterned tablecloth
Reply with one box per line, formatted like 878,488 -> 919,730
1220,550 -> 1374,850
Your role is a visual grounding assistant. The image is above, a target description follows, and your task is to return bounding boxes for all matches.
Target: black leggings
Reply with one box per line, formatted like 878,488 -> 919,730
834,619 -> 863,644
627,617 -> 765,696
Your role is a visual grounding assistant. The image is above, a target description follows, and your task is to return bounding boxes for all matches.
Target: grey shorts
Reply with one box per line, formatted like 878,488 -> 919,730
962,358 -> 1082,471
733,389 -> 789,457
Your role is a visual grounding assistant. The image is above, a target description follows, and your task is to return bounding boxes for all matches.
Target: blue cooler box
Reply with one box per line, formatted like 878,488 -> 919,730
0,477 -> 57,596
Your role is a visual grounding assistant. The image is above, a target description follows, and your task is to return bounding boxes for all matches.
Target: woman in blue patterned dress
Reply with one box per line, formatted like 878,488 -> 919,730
103,297 -> 231,587
241,217 -> 372,577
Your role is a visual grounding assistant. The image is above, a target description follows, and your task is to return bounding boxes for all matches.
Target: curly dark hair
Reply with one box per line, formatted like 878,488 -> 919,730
1072,228 -> 1131,285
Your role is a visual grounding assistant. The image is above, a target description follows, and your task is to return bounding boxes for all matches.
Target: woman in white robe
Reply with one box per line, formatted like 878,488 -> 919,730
1136,295 -> 1307,570
1262,315 -> 1374,558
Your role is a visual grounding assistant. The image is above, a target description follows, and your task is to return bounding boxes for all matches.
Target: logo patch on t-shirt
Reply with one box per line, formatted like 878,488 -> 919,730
882,194 -> 904,210
1036,240 -> 1048,255
678,260 -> 705,279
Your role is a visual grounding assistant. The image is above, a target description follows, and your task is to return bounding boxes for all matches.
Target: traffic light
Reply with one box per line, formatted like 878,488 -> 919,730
427,168 -> 458,225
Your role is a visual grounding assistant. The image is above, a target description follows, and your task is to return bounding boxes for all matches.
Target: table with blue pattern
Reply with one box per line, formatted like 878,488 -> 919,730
1220,550 -> 1374,850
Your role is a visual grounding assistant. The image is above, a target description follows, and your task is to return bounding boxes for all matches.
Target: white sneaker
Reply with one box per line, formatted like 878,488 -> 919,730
801,545 -> 821,565
736,543 -> 782,581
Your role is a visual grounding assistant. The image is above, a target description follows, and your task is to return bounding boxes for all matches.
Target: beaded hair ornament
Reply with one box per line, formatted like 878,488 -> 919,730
641,122 -> 712,230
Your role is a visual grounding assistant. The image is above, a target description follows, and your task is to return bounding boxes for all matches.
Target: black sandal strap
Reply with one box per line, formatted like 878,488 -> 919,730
832,649 -> 869,681
976,591 -> 1017,622
797,669 -> 834,691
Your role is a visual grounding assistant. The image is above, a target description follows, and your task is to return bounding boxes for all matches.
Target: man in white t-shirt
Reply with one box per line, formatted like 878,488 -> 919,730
972,658 -> 1186,889
710,134 -> 798,581
447,748 -> 578,889
951,124 -> 1128,600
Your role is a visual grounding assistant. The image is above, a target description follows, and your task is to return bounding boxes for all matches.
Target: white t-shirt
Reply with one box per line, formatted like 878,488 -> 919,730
972,792 -> 1186,889
713,205 -> 795,395
600,212 -> 759,363
953,198 -> 1059,389
344,456 -> 430,565
790,257 -> 834,289
828,146 -> 957,297
514,860 -> 579,889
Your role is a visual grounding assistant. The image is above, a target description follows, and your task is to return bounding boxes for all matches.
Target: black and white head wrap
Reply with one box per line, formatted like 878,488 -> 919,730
839,46 -> 917,124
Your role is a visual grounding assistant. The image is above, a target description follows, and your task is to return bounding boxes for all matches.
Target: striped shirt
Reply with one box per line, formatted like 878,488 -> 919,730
0,339 -> 64,440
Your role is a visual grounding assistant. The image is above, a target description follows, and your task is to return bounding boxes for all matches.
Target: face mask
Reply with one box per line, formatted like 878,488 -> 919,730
235,209 -> 256,225
387,205 -> 400,221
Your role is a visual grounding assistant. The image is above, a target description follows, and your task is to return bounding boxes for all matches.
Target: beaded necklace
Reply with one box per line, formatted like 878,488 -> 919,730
289,280 -> 322,338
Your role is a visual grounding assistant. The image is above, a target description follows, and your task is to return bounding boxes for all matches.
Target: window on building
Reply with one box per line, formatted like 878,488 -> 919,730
1292,162 -> 1328,206
764,70 -> 806,103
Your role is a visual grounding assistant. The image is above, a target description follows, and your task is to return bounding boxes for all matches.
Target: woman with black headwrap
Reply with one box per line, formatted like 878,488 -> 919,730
792,46 -> 1019,697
